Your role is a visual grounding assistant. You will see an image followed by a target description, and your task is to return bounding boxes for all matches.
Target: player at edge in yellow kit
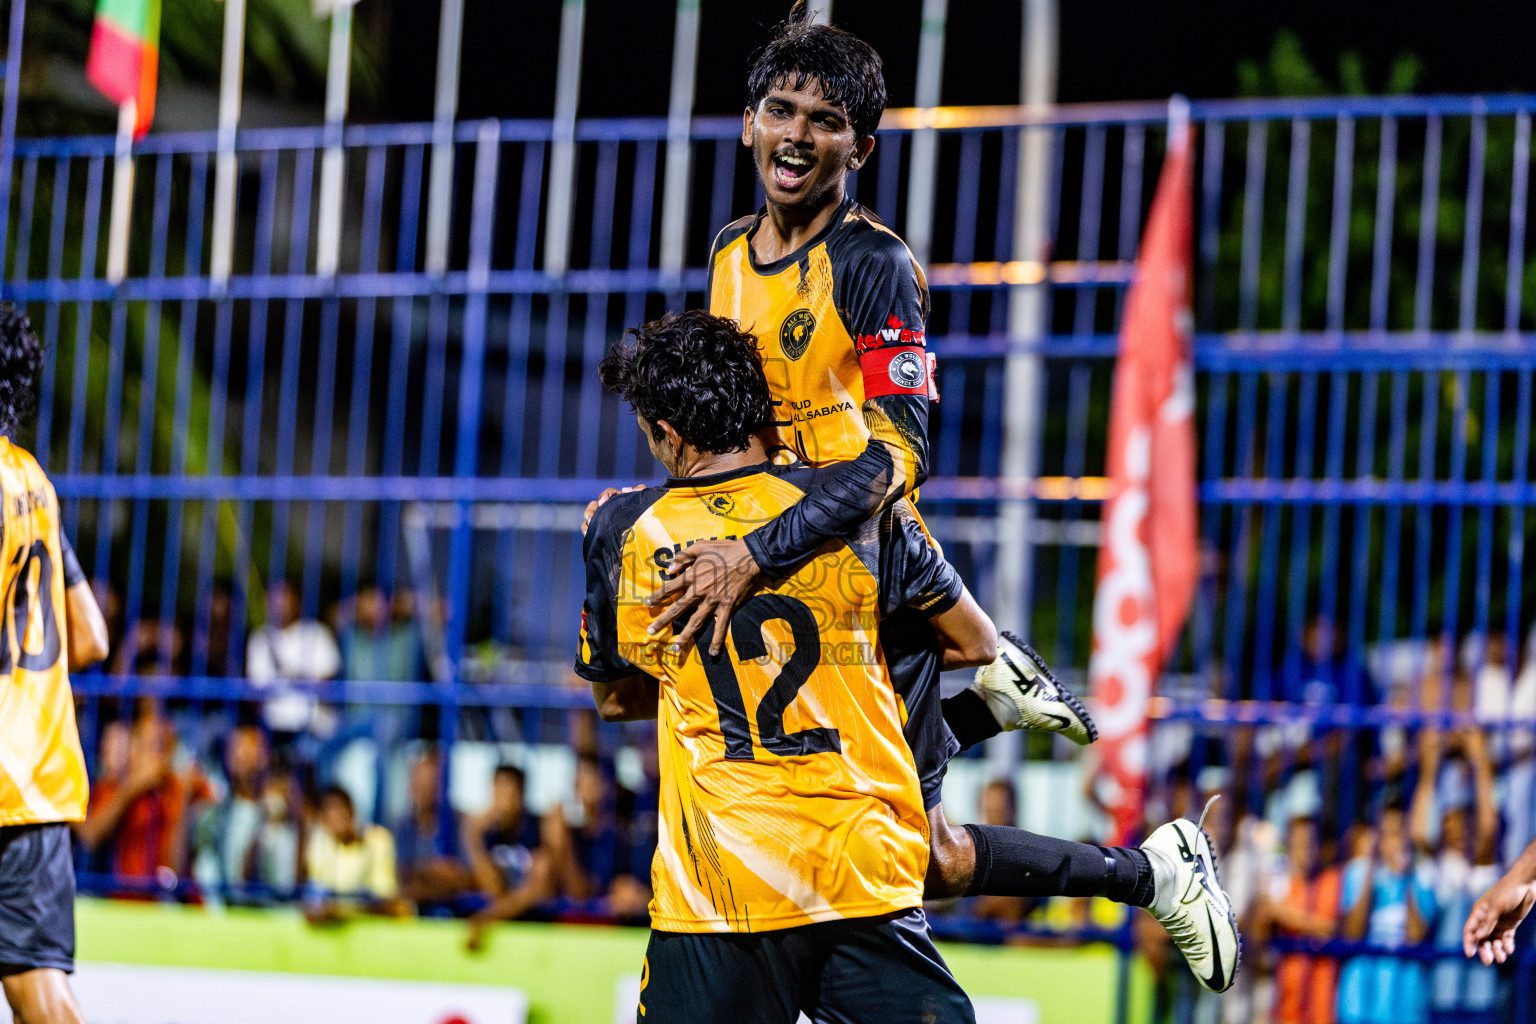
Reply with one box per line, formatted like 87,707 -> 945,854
0,304 -> 111,1024
580,311 -> 990,1022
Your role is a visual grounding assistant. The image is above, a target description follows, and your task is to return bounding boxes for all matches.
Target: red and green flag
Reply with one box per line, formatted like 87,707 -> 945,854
86,0 -> 162,138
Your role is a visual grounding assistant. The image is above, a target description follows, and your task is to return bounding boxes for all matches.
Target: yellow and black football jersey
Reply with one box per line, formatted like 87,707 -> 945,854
0,437 -> 88,826
575,461 -> 964,934
707,196 -> 933,470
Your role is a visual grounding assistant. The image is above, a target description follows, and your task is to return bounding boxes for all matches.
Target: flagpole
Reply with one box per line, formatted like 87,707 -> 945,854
106,99 -> 136,284
210,0 -> 247,290
903,0 -> 949,267
425,0 -> 464,277
542,0 -> 586,278
316,0 -> 354,278
0,0 -> 27,295
659,0 -> 701,304
989,0 -> 1057,777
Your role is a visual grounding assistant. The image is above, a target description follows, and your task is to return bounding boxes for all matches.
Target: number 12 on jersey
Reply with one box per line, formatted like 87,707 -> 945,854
696,594 -> 842,761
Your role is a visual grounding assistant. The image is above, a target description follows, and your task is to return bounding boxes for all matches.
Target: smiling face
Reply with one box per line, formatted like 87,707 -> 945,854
743,78 -> 874,213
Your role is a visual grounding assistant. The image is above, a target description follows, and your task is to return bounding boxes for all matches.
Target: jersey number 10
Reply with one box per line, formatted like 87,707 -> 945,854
697,594 -> 842,761
1,540 -> 62,675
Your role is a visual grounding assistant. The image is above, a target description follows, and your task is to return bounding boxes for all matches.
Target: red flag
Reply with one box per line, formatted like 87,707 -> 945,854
1087,116 -> 1199,845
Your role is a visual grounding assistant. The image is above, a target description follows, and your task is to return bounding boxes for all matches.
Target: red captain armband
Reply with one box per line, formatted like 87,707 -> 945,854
861,345 -> 935,400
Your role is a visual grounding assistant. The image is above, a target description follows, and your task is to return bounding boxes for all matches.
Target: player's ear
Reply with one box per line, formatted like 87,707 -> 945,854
656,420 -> 685,461
742,107 -> 755,148
848,133 -> 876,171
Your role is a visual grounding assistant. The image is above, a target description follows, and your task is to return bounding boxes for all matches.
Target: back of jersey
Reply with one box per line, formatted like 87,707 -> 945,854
578,464 -> 957,934
0,438 -> 87,825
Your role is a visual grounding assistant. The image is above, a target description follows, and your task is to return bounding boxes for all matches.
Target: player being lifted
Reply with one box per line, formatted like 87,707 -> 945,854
587,313 -> 1240,1017
589,8 -> 1240,993
0,304 -> 111,1024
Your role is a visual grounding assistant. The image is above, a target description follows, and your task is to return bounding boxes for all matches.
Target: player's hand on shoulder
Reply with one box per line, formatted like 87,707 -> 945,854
646,538 -> 762,657
582,485 -> 646,535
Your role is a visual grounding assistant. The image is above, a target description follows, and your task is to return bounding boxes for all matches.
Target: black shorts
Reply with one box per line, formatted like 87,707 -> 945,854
0,823 -> 75,975
637,908 -> 973,1024
881,610 -> 959,810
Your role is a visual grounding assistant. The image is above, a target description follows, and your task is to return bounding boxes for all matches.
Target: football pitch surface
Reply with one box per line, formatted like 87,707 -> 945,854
75,898 -> 1154,1023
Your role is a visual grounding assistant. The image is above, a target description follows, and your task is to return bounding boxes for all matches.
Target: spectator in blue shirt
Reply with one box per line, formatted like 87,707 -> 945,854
1411,727 -> 1499,1024
1338,801 -> 1436,1024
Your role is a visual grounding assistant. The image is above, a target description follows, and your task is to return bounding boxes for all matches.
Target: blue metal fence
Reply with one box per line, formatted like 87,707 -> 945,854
10,90 -> 1536,1017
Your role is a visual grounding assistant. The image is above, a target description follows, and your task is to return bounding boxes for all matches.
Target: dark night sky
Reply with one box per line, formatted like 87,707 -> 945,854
376,0 -> 1536,123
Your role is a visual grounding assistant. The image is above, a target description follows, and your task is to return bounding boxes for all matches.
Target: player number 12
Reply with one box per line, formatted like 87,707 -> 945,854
696,594 -> 842,761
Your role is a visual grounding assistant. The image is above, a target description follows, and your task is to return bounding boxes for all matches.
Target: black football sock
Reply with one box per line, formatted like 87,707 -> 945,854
943,689 -> 1003,751
963,824 -> 1154,907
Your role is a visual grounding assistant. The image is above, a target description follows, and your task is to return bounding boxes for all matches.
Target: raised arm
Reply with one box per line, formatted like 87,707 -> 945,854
1408,728 -> 1441,855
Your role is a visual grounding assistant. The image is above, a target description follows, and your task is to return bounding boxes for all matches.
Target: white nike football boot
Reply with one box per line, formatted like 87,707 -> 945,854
969,632 -> 1099,746
1141,809 -> 1242,994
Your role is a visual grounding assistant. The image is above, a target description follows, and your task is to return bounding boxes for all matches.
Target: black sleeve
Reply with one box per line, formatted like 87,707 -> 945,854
59,527 -> 85,588
573,503 -> 642,684
878,503 -> 964,620
742,232 -> 932,579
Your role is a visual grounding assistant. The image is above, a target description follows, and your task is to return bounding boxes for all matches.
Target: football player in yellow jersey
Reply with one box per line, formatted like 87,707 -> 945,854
649,6 -> 1097,787
0,304 -> 111,1024
582,311 -> 1242,1019
650,5 -> 1095,758
588,8 -> 1241,998
579,310 -> 991,1022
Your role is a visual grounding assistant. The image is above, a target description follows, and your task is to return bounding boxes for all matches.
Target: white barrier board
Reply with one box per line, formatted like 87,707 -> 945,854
73,962 -> 528,1024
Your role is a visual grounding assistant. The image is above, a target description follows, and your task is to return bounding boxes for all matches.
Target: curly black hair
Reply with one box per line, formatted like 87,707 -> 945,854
746,2 -> 887,141
0,303 -> 43,439
599,310 -> 773,456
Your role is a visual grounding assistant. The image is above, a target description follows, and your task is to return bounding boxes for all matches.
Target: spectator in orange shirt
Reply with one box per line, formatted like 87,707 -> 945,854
1264,815 -> 1343,1024
75,703 -> 210,895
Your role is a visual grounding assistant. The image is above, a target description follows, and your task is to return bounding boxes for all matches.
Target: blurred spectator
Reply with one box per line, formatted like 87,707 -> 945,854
339,585 -> 423,683
1411,728 -> 1499,1024
392,747 -> 475,906
1263,816 -> 1343,1024
610,739 -> 660,921
246,580 -> 341,738
303,784 -> 401,923
191,727 -> 298,903
1337,801 -> 1434,1024
1293,614 -> 1346,705
464,765 -> 556,949
195,585 -> 234,677
111,618 -> 185,678
1474,630 -> 1536,868
76,702 -> 212,894
256,769 -> 302,894
546,754 -> 650,919
1216,814 -> 1282,1024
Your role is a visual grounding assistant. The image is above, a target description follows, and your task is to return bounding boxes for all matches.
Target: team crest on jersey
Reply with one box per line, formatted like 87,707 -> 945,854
779,309 -> 816,360
888,350 -> 927,390
705,493 -> 737,517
